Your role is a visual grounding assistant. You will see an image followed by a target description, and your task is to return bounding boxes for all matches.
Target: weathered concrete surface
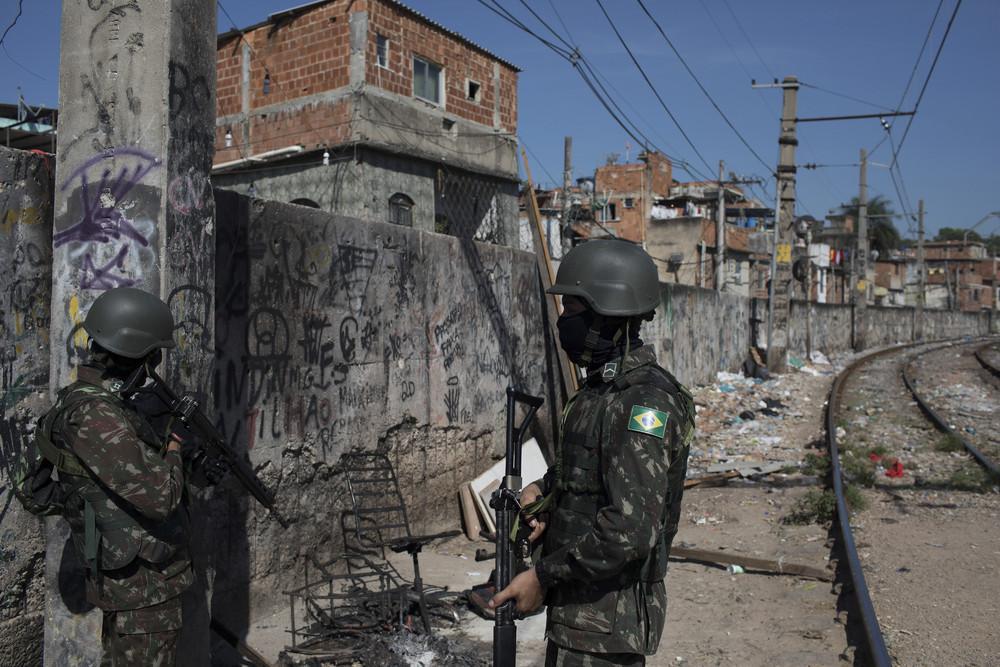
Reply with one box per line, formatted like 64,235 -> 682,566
650,284 -> 750,387
212,191 -> 555,626
0,146 -> 53,667
789,300 -> 995,355
49,1 -> 217,663
213,144 -> 519,245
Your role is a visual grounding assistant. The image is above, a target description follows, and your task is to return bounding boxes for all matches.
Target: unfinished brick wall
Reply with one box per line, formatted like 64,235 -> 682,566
214,0 -> 519,165
366,2 -> 518,131
594,152 -> 672,242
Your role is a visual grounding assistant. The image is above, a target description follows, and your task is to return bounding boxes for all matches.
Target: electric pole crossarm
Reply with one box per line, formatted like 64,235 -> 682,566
794,111 -> 915,123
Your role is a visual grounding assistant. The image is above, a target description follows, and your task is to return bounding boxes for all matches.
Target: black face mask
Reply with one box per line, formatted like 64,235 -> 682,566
557,310 -> 644,368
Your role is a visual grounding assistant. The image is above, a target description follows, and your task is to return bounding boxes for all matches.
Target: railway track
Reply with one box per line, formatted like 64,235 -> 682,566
826,338 -> 1000,665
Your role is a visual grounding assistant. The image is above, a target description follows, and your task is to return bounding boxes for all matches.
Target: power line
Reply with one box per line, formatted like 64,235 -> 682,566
0,0 -> 23,48
891,0 -> 963,168
634,0 -> 774,177
594,0 -> 714,176
798,82 -> 895,112
721,0 -> 775,80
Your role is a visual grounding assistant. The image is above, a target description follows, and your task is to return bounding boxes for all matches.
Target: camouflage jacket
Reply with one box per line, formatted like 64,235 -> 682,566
537,345 -> 693,655
53,364 -> 193,610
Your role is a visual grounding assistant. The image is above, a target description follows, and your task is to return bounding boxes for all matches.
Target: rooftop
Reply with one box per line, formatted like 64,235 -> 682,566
218,0 -> 521,72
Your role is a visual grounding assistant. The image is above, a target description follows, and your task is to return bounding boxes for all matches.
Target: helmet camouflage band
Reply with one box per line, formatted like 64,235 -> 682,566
546,239 -> 660,316
83,287 -> 176,359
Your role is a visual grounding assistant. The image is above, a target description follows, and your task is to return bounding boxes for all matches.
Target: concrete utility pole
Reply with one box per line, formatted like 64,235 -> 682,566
50,1 -> 217,663
916,199 -> 926,341
756,76 -> 799,372
561,136 -> 573,257
715,160 -> 726,291
805,225 -> 812,357
854,148 -> 869,351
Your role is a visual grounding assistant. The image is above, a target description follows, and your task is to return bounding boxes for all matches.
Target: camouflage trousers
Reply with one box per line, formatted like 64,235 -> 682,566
101,595 -> 183,667
545,641 -> 645,667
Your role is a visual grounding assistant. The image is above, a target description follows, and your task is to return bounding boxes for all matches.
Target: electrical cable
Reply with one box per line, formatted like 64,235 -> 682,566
635,0 -> 775,177
594,0 -> 714,177
0,0 -> 23,47
721,0 -> 776,80
891,0 -> 962,168
798,82 -> 895,112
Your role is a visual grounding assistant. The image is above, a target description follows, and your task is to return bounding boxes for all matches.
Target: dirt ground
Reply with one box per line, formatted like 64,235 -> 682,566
841,341 -> 1000,667
261,345 -> 1000,667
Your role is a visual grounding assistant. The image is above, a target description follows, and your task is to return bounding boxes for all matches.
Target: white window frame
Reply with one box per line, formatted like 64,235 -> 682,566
413,55 -> 444,107
376,34 -> 390,69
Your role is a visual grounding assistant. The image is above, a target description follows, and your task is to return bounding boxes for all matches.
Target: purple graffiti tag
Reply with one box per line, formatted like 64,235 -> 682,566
80,246 -> 136,290
54,147 -> 160,249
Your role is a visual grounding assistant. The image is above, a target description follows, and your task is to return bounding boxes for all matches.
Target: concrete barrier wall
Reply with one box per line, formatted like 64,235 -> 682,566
649,284 -> 751,387
211,191 -> 556,616
0,147 -> 53,667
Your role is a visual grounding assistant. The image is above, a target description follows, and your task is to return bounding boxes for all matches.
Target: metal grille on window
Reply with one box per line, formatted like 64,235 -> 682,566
389,193 -> 414,227
434,167 -> 514,246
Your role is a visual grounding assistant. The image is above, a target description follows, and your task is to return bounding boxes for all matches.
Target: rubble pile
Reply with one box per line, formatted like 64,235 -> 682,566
687,354 -> 841,478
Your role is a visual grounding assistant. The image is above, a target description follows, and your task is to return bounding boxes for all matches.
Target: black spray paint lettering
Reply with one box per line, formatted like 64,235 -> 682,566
339,317 -> 358,363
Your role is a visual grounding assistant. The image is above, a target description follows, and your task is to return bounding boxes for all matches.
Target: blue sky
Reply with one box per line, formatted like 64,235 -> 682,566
3,0 -> 997,239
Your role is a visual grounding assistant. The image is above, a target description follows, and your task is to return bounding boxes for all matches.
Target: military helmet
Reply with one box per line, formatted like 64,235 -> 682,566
547,239 -> 659,316
83,287 -> 176,359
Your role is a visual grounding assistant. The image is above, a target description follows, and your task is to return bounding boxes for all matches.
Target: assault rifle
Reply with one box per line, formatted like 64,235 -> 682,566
141,368 -> 290,529
490,386 -> 544,667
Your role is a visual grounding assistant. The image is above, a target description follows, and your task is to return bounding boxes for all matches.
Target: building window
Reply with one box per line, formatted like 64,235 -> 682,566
601,202 -> 618,222
389,193 -> 414,227
624,197 -> 635,208
377,34 -> 389,68
466,79 -> 481,102
413,56 -> 442,105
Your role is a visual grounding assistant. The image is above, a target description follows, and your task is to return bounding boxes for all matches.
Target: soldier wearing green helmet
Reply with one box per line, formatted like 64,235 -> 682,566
490,239 -> 695,666
28,288 -> 217,665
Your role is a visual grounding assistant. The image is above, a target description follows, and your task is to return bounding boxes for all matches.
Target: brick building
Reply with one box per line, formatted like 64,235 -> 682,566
593,152 -> 672,243
212,0 -> 520,244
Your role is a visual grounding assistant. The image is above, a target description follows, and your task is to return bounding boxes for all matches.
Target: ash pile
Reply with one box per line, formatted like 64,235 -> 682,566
279,630 -> 487,666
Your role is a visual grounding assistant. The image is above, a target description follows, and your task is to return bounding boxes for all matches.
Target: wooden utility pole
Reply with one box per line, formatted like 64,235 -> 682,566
521,148 -> 579,404
716,160 -> 726,291
561,136 -> 573,257
755,77 -> 799,372
916,199 -> 926,341
854,148 -> 869,351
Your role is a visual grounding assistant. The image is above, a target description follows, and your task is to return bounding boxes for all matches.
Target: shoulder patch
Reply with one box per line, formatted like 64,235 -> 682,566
628,405 -> 668,438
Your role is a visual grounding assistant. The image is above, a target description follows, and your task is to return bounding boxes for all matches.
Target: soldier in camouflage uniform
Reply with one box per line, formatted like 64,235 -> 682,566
47,288 -> 196,666
491,240 -> 695,666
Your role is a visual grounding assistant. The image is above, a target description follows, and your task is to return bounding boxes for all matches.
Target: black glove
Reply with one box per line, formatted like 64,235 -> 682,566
185,447 -> 230,486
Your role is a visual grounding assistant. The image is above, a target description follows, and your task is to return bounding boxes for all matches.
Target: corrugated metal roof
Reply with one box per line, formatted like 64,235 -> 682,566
219,0 -> 520,72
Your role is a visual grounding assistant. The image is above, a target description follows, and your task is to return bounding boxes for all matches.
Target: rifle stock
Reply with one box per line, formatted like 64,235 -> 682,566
491,386 -> 544,667
146,369 -> 290,529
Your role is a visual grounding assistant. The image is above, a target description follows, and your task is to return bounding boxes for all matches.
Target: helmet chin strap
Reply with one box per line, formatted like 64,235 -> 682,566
580,314 -> 626,367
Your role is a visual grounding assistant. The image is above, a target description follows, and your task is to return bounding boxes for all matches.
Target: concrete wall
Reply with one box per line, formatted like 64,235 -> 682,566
648,284 -> 751,387
213,145 -> 519,245
211,190 -> 555,620
789,300 -> 995,356
0,147 -> 53,667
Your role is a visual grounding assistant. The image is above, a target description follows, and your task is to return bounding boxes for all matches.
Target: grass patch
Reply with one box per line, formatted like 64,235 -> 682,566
784,490 -> 836,525
868,444 -> 890,458
948,467 -> 991,492
840,447 -> 876,487
844,484 -> 868,512
935,433 -> 965,453
802,452 -> 831,477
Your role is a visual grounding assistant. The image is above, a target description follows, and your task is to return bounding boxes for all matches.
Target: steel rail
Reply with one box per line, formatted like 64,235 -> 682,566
826,337 -> 997,665
974,345 -> 1000,379
902,341 -> 1000,478
826,344 -> 907,667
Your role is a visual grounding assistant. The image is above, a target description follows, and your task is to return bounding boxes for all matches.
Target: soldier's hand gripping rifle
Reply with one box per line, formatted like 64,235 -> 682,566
490,386 -> 544,667
140,368 -> 290,529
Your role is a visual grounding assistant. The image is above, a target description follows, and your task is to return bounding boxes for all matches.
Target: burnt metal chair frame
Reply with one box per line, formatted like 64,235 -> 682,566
339,451 -> 462,633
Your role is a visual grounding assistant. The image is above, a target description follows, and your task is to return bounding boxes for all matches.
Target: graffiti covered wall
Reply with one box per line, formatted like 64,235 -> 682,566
0,147 -> 53,667
211,191 -> 555,616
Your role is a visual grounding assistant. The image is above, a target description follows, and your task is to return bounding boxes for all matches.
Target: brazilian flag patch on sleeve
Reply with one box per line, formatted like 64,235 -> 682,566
628,405 -> 668,439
